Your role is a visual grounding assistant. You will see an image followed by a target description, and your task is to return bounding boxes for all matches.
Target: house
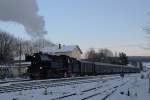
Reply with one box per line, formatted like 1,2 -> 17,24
40,44 -> 83,59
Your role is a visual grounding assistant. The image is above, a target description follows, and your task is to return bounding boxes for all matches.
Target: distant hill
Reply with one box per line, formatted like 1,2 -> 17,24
128,56 -> 150,62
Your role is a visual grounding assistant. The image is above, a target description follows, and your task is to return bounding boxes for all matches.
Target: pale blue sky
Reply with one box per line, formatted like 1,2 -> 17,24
1,0 -> 150,56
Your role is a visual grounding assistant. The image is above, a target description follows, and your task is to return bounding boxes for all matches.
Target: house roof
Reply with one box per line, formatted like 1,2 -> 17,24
40,45 -> 82,54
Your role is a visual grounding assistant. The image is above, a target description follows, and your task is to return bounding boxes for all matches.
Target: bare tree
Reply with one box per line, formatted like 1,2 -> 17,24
85,48 -> 113,58
98,48 -> 113,57
32,38 -> 55,53
143,24 -> 150,49
85,48 -> 97,59
85,48 -> 128,65
144,26 -> 150,35
119,52 -> 128,65
97,48 -> 113,62
16,38 -> 55,56
0,31 -> 17,63
0,31 -> 55,64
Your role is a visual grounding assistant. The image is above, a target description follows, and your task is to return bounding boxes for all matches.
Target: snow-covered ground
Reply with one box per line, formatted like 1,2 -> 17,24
0,73 -> 149,100
0,77 -> 30,83
107,72 -> 150,100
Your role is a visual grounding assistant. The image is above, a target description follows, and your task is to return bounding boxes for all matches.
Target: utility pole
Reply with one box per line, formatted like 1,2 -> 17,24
148,72 -> 150,93
19,38 -> 22,77
19,39 -> 22,66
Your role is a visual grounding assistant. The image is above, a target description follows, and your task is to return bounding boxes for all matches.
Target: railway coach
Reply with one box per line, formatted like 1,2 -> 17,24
94,62 -> 140,75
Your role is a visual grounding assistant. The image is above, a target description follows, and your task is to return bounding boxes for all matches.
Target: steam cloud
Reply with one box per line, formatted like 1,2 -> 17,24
0,0 -> 47,37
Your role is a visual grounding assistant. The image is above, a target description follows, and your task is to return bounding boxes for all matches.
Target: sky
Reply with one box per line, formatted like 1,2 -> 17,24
0,0 -> 150,56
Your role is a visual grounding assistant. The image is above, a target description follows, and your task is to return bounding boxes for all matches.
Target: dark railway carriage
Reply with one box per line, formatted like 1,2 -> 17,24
80,61 -> 95,76
95,62 -> 123,75
68,58 -> 80,76
94,62 -> 140,75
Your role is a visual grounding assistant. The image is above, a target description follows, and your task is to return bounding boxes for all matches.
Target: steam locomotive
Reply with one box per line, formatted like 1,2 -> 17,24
26,53 -> 140,80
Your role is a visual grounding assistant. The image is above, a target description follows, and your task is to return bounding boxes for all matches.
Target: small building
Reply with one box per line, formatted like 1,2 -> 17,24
14,55 -> 31,67
13,55 -> 31,77
0,65 -> 28,78
40,44 -> 83,59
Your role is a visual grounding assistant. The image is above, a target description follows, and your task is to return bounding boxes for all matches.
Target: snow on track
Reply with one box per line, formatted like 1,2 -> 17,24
0,74 -> 138,100
0,75 -> 120,93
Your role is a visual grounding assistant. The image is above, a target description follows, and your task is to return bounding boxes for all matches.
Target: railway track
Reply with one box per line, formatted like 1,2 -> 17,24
81,80 -> 129,100
51,78 -> 130,100
0,75 -> 121,93
0,79 -> 31,84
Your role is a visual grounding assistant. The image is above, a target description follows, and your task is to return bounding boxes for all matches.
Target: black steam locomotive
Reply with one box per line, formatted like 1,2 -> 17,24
26,53 -> 140,79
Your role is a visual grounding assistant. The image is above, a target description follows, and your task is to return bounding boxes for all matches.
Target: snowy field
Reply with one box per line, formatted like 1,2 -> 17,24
0,73 -> 149,100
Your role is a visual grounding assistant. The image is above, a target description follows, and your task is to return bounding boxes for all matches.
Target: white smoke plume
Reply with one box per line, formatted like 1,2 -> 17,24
0,0 -> 47,37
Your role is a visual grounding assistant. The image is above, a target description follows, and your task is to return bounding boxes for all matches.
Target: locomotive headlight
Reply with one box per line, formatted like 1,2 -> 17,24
25,67 -> 28,70
40,67 -> 43,70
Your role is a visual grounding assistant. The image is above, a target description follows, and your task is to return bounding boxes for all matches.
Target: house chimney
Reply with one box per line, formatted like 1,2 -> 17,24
59,44 -> 61,49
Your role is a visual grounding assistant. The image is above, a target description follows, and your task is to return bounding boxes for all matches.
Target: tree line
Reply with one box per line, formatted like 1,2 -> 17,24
0,31 -> 54,64
84,48 -> 128,65
0,31 -> 128,65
